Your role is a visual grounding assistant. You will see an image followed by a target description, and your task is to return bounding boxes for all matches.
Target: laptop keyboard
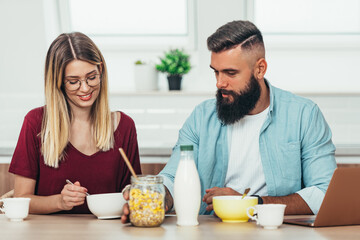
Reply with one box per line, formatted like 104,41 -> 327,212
296,219 -> 315,223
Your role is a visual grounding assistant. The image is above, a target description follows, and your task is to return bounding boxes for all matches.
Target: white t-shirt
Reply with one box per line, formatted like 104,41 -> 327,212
224,107 -> 269,196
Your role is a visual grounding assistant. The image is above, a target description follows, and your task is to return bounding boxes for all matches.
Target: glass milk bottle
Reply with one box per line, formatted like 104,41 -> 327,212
174,144 -> 201,226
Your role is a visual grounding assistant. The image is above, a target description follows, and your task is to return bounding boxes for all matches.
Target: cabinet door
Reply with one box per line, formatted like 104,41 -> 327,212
141,163 -> 166,175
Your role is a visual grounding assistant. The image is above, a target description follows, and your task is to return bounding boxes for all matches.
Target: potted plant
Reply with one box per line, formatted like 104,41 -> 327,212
134,60 -> 158,91
156,49 -> 191,90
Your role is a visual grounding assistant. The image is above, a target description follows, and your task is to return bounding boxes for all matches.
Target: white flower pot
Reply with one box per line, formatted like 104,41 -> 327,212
134,64 -> 158,91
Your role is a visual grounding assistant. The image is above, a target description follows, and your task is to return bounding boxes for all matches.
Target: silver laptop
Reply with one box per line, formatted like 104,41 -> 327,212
284,167 -> 360,227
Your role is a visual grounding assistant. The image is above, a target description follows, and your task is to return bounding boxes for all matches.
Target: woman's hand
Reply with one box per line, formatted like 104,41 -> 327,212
59,181 -> 88,211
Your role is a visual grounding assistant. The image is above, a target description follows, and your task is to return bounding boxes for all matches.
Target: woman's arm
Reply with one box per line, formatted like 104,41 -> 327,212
14,175 -> 88,214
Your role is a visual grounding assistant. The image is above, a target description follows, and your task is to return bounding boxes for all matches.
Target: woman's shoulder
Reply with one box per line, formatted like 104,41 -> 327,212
26,106 -> 44,119
113,111 -> 137,145
24,106 -> 44,130
117,111 -> 135,125
113,111 -> 136,134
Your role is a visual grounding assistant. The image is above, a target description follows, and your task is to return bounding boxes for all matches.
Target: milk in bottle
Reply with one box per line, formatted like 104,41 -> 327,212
174,145 -> 201,226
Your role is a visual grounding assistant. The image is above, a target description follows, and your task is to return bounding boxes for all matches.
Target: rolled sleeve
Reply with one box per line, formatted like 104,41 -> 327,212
297,186 -> 325,214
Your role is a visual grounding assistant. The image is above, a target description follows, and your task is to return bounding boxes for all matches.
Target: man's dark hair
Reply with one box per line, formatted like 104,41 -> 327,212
207,20 -> 264,53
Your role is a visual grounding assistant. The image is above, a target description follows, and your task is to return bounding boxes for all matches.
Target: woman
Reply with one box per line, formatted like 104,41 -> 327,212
9,32 -> 141,214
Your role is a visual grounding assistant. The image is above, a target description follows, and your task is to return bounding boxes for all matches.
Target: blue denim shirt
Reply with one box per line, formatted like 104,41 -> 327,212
159,81 -> 336,215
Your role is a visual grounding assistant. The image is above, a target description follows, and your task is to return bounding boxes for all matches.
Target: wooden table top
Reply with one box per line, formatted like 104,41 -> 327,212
1,214 -> 360,240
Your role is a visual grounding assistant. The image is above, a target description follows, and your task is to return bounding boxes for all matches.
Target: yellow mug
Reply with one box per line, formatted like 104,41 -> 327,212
213,196 -> 258,222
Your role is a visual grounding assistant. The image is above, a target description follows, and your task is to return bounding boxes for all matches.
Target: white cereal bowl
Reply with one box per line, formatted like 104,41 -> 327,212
86,192 -> 126,219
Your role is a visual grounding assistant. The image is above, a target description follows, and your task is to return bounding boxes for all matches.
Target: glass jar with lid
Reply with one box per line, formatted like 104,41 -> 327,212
129,175 -> 165,227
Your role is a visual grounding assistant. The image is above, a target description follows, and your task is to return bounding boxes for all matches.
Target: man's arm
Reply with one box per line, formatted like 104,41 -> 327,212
158,104 -> 203,213
262,193 -> 312,215
296,105 -> 336,214
203,187 -> 313,215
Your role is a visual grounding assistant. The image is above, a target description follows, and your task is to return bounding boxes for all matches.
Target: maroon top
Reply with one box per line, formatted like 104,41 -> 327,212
9,107 -> 141,214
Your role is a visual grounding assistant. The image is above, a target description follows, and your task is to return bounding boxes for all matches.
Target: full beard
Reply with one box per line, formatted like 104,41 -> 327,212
216,75 -> 261,125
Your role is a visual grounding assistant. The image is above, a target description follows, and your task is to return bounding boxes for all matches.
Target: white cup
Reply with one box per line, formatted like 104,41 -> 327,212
247,204 -> 286,229
0,198 -> 31,222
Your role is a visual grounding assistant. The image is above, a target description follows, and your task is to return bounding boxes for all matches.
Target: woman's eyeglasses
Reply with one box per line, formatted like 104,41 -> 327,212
64,74 -> 101,91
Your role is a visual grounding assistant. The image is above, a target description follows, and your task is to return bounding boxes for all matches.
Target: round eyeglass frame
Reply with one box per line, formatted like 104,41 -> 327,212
64,73 -> 101,91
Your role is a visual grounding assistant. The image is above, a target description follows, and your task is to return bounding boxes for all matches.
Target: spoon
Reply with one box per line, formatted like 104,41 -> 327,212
119,148 -> 139,180
66,179 -> 90,196
241,188 -> 251,199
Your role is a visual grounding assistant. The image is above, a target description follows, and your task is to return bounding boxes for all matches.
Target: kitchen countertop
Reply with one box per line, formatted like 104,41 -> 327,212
1,144 -> 360,164
333,144 -> 360,156
1,144 -> 360,156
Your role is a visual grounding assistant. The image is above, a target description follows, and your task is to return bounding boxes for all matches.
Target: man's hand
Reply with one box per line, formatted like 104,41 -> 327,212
202,187 -> 240,212
164,187 -> 173,214
120,187 -> 131,224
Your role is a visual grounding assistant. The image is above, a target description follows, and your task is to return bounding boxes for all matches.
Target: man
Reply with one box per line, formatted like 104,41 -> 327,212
121,20 -> 336,222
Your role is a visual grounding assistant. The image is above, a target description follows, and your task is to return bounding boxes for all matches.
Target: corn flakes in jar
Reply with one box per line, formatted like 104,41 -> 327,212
129,175 -> 165,227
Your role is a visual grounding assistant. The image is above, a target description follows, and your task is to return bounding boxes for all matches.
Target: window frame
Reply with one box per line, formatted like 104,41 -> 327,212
245,0 -> 360,50
57,0 -> 197,51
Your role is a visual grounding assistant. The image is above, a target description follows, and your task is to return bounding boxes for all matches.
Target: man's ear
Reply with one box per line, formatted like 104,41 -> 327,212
254,58 -> 267,80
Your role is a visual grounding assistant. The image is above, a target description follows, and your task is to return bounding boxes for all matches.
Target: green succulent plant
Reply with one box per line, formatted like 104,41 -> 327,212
134,60 -> 145,65
156,49 -> 191,76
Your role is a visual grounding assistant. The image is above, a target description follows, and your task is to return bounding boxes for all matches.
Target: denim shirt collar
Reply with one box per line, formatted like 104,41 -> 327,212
265,78 -> 274,114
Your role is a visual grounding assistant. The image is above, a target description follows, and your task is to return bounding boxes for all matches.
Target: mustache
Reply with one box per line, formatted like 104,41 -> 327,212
219,89 -> 236,96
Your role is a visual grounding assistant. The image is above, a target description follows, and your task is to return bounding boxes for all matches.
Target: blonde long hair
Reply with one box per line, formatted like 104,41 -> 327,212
42,32 -> 113,168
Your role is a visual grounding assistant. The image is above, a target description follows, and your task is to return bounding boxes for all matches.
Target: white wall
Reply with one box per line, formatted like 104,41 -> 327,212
0,0 -> 46,146
0,0 -> 46,95
1,0 -> 360,154
266,48 -> 360,93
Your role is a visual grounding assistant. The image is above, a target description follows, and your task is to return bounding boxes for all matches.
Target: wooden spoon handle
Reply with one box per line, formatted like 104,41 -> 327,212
119,148 -> 139,180
241,188 -> 251,199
